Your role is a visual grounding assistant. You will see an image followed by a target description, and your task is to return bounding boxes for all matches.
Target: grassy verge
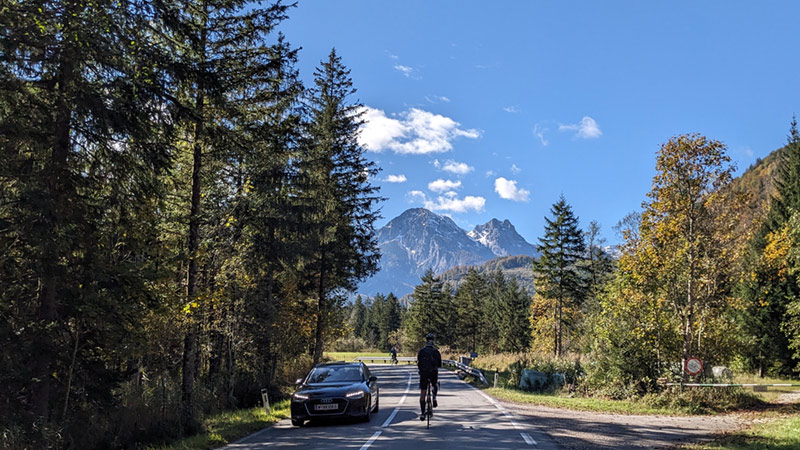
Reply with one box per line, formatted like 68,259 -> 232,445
149,400 -> 290,450
324,351 -> 389,361
484,387 -> 683,415
683,411 -> 800,449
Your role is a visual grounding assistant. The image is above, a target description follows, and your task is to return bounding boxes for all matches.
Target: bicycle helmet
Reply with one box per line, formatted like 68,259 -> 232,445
425,332 -> 435,341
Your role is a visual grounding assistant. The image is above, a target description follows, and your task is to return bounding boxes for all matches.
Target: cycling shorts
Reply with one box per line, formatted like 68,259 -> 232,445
419,369 -> 438,390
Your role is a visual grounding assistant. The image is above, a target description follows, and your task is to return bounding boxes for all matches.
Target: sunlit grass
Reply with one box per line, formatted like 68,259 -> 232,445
324,351 -> 391,361
683,410 -> 800,450
148,400 -> 290,450
484,387 -> 684,415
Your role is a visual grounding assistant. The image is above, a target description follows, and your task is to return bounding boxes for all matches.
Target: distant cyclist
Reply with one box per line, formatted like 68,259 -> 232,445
417,333 -> 442,420
390,346 -> 398,364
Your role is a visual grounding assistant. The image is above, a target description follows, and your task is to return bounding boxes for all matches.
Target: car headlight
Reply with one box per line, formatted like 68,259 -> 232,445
346,390 -> 365,399
293,393 -> 309,401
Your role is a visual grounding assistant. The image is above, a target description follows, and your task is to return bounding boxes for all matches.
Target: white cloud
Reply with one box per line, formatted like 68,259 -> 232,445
428,179 -> 461,192
359,107 -> 407,152
533,124 -> 549,146
407,190 -> 426,202
425,95 -> 451,104
485,170 -> 496,177
425,195 -> 486,213
504,106 -> 520,113
441,160 -> 474,175
494,177 -> 530,202
358,107 -> 481,155
511,164 -> 521,174
385,174 -> 407,183
394,64 -> 414,77
408,190 -> 485,213
559,116 -> 602,139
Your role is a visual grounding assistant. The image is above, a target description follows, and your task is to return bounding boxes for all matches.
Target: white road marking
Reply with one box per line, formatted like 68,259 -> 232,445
359,431 -> 382,450
464,379 -> 537,446
521,432 -> 537,445
381,372 -> 413,428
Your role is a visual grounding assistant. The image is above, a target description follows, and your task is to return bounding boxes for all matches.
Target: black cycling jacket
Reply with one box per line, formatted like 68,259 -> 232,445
417,344 -> 441,372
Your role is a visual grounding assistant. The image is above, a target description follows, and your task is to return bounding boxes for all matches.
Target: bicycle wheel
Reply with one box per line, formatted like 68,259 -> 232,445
426,385 -> 432,429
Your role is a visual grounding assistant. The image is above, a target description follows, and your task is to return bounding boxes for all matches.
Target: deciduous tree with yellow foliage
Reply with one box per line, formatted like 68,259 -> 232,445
632,134 -> 741,381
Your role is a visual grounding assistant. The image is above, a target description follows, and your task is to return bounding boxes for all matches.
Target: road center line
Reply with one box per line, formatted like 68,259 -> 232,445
381,372 -> 413,428
359,431 -> 382,450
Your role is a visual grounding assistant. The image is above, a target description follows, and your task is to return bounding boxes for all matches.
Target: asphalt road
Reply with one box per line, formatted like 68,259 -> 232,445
223,364 -> 559,449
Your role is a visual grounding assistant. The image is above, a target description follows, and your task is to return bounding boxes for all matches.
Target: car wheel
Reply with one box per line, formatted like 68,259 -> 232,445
362,398 -> 372,422
291,418 -> 304,427
373,394 -> 379,413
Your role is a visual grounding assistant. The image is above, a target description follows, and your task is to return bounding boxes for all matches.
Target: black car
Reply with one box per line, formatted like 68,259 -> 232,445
290,361 -> 379,427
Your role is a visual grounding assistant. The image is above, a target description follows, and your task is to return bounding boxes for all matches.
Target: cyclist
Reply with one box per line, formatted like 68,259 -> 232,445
390,346 -> 398,364
417,332 -> 441,420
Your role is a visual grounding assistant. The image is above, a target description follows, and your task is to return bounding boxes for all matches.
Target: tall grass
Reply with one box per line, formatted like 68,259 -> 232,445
148,401 -> 290,450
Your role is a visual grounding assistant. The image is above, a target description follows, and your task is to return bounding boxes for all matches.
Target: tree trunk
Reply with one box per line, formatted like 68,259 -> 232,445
313,249 -> 327,365
32,32 -> 77,420
181,19 -> 207,433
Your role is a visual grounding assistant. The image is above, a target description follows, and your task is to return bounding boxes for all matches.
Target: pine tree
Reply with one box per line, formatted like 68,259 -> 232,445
532,195 -> 586,357
404,270 -> 453,349
0,0 -> 174,429
497,277 -> 532,353
454,268 -> 488,352
299,49 -> 382,364
152,0 -> 298,431
583,221 -> 616,311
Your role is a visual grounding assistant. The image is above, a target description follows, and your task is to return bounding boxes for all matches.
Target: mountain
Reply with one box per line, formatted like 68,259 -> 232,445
468,218 -> 538,257
358,209 -> 537,297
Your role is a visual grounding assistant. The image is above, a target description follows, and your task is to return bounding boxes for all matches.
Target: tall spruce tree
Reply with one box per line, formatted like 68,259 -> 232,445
0,0 -> 174,431
152,0 -> 298,431
532,195 -> 586,357
584,221 -> 616,310
299,49 -> 382,364
404,270 -> 454,349
454,268 -> 488,352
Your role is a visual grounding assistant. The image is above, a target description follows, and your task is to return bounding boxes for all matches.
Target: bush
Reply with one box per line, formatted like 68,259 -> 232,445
641,386 -> 764,414
470,352 -> 584,391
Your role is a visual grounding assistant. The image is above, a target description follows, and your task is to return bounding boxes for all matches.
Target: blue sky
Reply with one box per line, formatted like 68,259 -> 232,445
280,1 -> 800,245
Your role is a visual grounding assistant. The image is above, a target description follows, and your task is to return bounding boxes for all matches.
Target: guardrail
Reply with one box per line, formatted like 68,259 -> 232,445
354,356 -> 489,385
665,382 -> 800,391
443,358 -> 488,385
354,356 -> 416,364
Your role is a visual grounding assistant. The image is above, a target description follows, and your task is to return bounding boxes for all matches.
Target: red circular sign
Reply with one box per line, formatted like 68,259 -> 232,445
685,357 -> 703,376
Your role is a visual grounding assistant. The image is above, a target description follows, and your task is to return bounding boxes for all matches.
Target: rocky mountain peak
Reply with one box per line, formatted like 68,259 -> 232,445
358,209 -> 538,297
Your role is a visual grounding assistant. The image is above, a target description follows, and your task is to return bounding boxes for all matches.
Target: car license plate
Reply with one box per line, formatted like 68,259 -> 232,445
314,403 -> 338,411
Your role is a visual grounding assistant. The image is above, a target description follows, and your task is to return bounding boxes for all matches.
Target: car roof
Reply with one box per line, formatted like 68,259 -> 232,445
315,361 -> 363,367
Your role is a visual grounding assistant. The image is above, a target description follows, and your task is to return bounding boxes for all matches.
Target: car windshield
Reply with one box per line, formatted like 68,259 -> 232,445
306,365 -> 363,383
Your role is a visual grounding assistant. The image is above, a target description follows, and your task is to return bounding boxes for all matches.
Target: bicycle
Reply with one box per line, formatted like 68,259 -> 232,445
390,354 -> 398,365
423,382 -> 434,428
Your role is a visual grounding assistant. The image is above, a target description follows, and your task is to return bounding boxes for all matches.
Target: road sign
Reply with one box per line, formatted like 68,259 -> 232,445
685,357 -> 703,376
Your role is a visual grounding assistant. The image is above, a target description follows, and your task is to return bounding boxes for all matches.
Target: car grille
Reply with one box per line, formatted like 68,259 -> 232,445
304,397 -> 349,416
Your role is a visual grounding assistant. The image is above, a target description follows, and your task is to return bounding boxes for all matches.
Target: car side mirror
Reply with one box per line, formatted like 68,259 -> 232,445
369,376 -> 377,383
295,378 -> 303,385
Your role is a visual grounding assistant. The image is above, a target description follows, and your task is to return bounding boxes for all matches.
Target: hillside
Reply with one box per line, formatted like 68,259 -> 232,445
439,255 -> 536,294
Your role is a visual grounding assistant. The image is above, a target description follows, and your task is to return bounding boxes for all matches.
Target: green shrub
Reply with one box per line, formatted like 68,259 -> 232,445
641,386 -> 764,414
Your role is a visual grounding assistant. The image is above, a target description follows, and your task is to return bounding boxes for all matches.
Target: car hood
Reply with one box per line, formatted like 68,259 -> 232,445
295,382 -> 364,395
